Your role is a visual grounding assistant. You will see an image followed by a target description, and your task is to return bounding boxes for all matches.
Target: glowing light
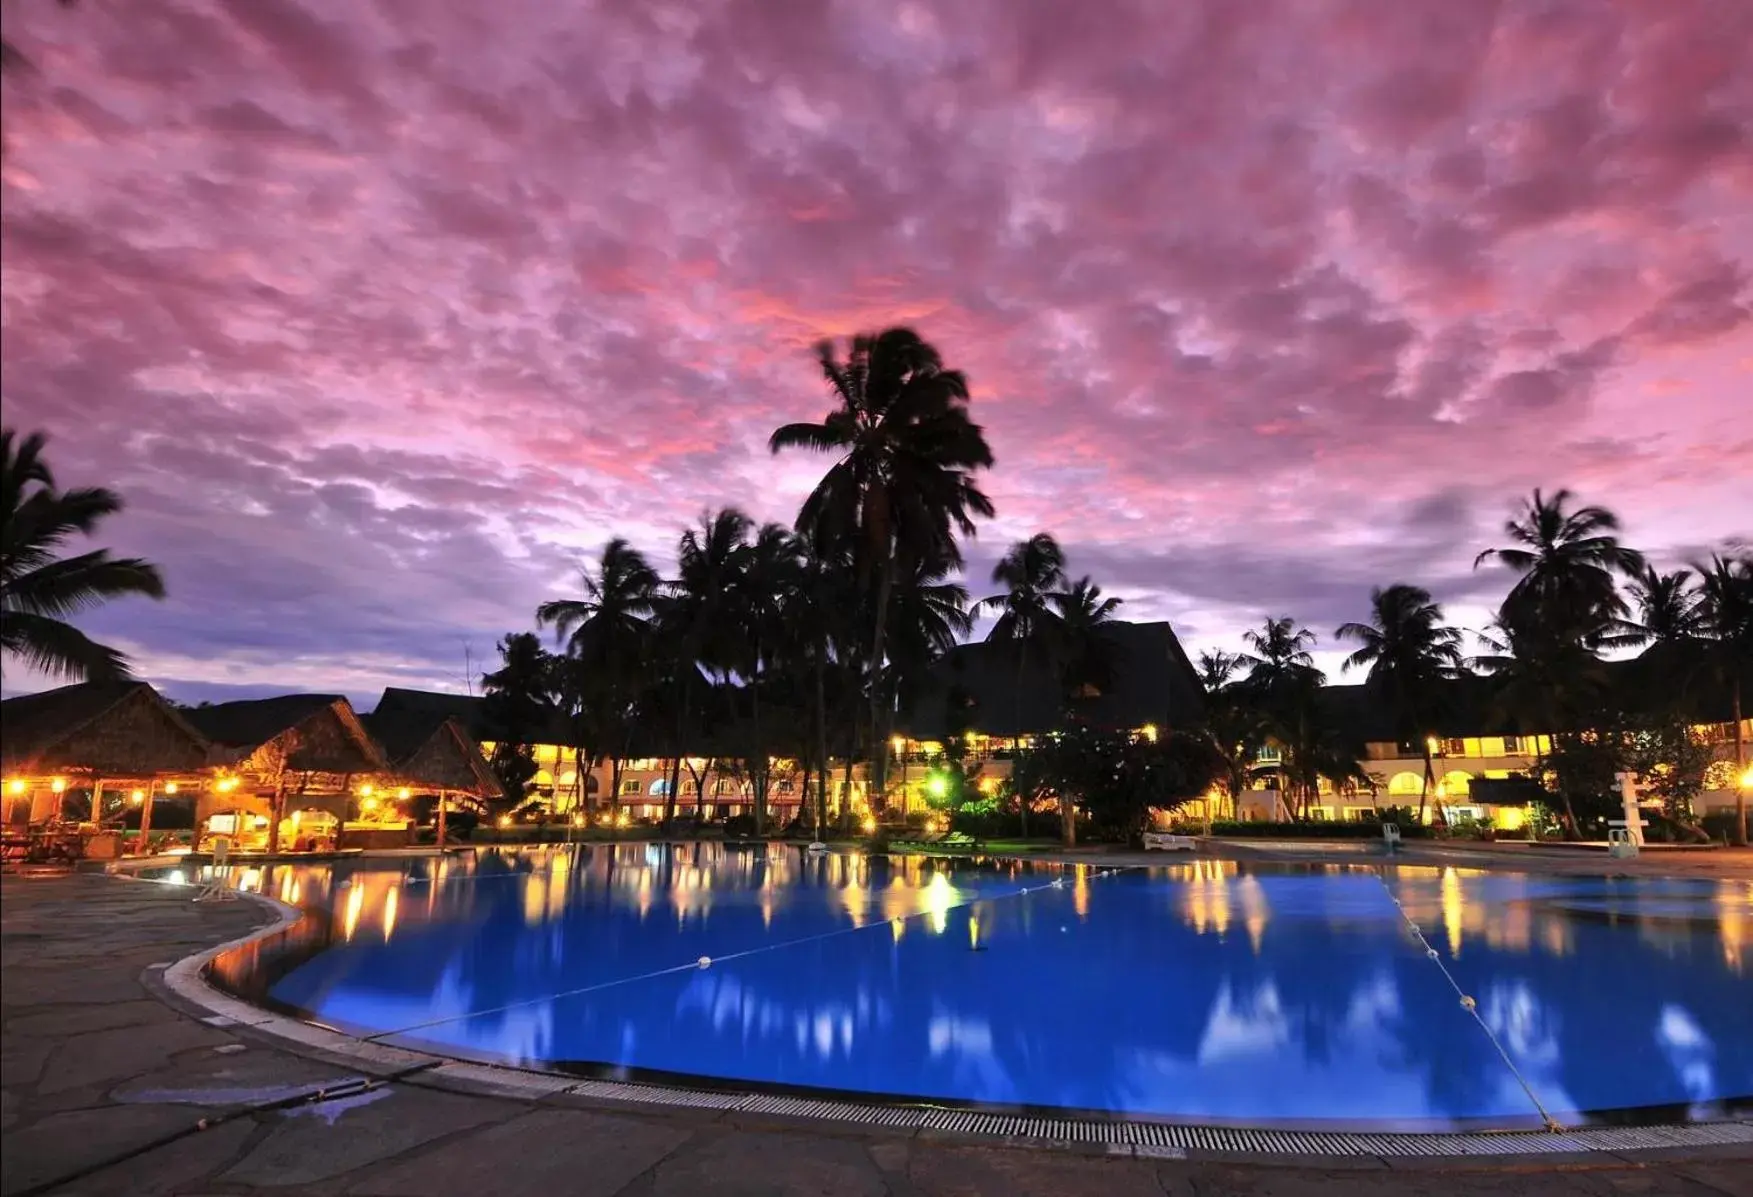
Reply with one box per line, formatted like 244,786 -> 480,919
497,814 -> 512,829
50,777 -> 66,794
969,913 -> 981,950
891,736 -> 907,754
616,811 -> 630,827
165,782 -> 178,795
925,773 -> 949,800
1141,723 -> 1159,743
6,779 -> 24,794
862,815 -> 878,834
358,783 -> 374,797
382,886 -> 399,941
214,777 -> 238,793
572,813 -> 586,827
361,796 -> 379,813
397,787 -> 410,800
925,873 -> 954,934
130,789 -> 146,803
1741,766 -> 1753,790
342,882 -> 364,941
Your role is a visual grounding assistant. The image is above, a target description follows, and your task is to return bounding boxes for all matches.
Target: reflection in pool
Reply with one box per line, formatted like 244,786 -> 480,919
174,846 -> 1752,1129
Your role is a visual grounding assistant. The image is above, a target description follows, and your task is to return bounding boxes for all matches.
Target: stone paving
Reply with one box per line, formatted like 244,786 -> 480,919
4,871 -> 1752,1197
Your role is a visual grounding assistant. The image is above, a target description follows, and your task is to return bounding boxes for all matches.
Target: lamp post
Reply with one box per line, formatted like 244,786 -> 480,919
892,736 -> 908,817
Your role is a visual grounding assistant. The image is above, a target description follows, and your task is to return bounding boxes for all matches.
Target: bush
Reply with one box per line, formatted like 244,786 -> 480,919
1206,819 -> 1429,839
723,813 -> 757,838
1702,811 -> 1745,844
864,829 -> 893,854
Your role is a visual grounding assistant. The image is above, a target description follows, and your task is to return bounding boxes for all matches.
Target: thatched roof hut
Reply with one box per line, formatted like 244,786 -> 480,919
183,694 -> 387,777
363,706 -> 504,800
0,682 -> 210,778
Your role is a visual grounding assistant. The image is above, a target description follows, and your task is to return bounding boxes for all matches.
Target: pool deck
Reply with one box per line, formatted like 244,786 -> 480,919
5,870 -> 1752,1195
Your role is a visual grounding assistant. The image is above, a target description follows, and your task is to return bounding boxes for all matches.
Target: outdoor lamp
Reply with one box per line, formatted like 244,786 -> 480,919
50,778 -> 66,794
164,782 -> 178,794
6,779 -> 24,794
131,789 -> 145,803
359,783 -> 374,797
1741,765 -> 1753,789
397,787 -> 411,800
926,772 -> 950,799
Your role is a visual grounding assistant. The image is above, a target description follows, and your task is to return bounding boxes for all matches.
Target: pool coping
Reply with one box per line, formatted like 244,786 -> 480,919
124,867 -> 1753,1165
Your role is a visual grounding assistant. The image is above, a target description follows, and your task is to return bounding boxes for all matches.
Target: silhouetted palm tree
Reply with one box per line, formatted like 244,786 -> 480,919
656,508 -> 754,824
733,523 -> 803,834
1239,617 -> 1325,818
1693,551 -> 1752,844
537,538 -> 660,810
1,428 -> 165,681
1050,575 -> 1123,714
1195,650 -> 1263,816
978,532 -> 1067,747
1474,488 -> 1644,646
1335,584 -> 1465,824
480,632 -> 561,803
770,328 -> 995,804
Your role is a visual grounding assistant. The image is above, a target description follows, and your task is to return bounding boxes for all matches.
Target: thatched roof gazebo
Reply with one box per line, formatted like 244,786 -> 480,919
363,707 -> 504,805
1,682 -> 211,826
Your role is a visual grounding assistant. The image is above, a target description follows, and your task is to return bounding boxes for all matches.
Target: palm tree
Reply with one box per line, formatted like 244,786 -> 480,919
1,429 -> 165,681
1335,584 -> 1465,825
1694,551 -> 1753,845
733,523 -> 802,835
655,509 -> 754,826
537,538 -> 661,813
1474,488 -> 1644,646
480,632 -> 561,804
770,328 -> 995,806
977,533 -> 1067,745
1050,576 -> 1123,713
1238,617 -> 1325,819
1196,650 -> 1262,817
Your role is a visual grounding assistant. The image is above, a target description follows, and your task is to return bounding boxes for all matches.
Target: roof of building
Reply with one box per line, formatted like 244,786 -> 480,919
372,686 -> 575,746
182,694 -> 349,748
899,620 -> 1206,739
0,681 -> 210,775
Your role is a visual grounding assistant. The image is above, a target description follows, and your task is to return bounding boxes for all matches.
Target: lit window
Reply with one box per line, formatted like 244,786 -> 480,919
621,779 -> 642,795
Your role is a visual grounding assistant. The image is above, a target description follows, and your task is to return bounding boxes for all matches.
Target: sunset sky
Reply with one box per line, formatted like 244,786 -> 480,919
2,0 -> 1749,705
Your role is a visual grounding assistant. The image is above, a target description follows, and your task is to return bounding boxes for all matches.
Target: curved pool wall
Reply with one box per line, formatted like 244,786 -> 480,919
177,844 -> 1753,1132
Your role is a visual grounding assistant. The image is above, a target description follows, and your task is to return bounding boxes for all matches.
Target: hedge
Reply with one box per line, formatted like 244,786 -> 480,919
1205,819 -> 1430,839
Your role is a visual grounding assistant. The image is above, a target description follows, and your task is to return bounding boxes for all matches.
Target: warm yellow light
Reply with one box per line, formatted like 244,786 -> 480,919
497,814 -> 512,829
1141,723 -> 1159,743
361,796 -> 379,812
358,783 -> 374,797
862,816 -> 877,834
616,811 -> 630,827
6,779 -> 24,795
891,736 -> 906,753
1740,766 -> 1753,790
50,777 -> 66,794
215,777 -> 237,793
397,787 -> 410,801
164,781 -> 178,795
572,813 -> 586,827
131,789 -> 146,803
1426,736 -> 1440,753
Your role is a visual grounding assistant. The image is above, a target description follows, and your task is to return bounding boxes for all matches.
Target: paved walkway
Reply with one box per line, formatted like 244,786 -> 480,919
3,873 -> 1751,1197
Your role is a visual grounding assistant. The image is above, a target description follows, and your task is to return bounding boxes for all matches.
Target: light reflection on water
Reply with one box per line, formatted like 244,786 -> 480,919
171,846 -> 1753,1129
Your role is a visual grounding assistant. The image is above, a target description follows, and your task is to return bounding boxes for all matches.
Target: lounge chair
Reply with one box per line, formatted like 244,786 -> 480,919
1142,832 -> 1198,852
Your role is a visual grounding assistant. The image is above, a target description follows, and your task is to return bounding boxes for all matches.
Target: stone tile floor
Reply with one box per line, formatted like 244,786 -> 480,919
3,871 -> 1750,1196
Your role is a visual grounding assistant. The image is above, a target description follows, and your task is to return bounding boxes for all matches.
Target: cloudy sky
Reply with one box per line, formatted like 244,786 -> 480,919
2,0 -> 1749,706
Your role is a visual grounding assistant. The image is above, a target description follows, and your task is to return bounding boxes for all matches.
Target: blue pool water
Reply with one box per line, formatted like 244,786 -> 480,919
200,845 -> 1751,1129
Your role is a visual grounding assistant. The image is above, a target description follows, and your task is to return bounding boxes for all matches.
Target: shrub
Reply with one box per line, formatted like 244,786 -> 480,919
723,814 -> 757,838
1206,819 -> 1429,839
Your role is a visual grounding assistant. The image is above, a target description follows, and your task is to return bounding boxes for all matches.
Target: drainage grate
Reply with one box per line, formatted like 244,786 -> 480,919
738,1094 -> 927,1128
564,1078 -> 745,1110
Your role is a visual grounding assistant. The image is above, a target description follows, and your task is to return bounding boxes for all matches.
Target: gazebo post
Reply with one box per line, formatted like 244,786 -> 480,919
137,781 -> 156,856
436,790 -> 448,851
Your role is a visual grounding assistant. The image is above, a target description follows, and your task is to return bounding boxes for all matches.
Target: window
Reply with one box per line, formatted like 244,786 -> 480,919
1256,746 -> 1282,764
681,780 -> 697,795
715,779 -> 735,795
776,780 -> 794,794
1445,738 -> 1466,756
1502,735 -> 1521,754
621,779 -> 642,795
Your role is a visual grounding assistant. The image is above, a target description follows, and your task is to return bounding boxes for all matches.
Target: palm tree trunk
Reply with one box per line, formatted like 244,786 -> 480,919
1060,791 -> 1076,848
1419,744 -> 1434,826
867,555 -> 896,810
751,667 -> 766,837
814,657 -> 831,833
1734,679 -> 1747,846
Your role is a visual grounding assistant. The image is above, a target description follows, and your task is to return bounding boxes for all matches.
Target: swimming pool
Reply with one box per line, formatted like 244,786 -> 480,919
186,844 -> 1752,1131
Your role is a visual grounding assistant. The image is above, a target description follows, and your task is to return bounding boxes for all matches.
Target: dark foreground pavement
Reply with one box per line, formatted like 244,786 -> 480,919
3,872 -> 1750,1197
